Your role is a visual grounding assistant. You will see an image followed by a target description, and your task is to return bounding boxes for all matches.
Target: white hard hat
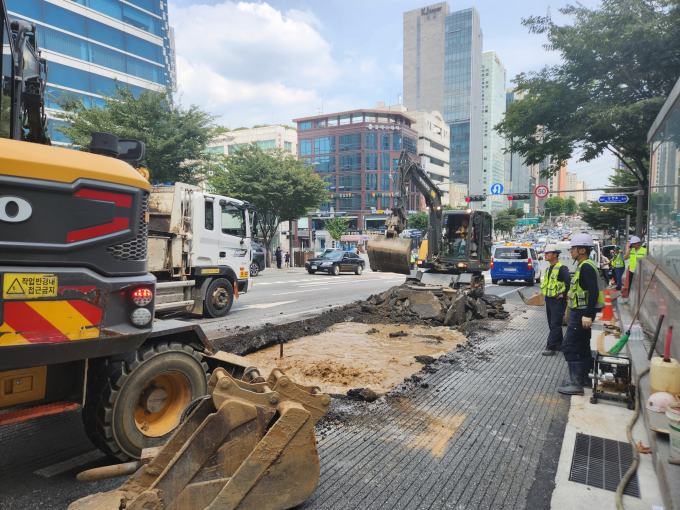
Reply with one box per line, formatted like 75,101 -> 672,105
570,233 -> 594,247
629,236 -> 641,244
646,391 -> 677,413
545,245 -> 561,253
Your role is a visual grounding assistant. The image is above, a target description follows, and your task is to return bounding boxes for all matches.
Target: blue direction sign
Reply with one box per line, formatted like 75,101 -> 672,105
491,183 -> 504,195
598,195 -> 629,204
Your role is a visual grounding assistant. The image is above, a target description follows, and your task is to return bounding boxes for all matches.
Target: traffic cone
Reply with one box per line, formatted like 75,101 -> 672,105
599,290 -> 614,322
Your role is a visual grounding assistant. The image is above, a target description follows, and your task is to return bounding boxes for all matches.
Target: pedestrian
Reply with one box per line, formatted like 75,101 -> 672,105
557,233 -> 605,395
275,247 -> 282,269
599,252 -> 610,284
284,251 -> 290,268
611,246 -> 625,291
541,245 -> 571,356
623,236 -> 646,291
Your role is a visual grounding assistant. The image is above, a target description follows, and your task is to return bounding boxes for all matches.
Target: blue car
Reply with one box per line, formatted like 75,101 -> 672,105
490,244 -> 542,285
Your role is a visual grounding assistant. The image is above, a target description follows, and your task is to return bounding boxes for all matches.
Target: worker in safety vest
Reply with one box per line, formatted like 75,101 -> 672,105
454,218 -> 469,240
541,245 -> 571,356
557,233 -> 605,395
624,236 -> 646,291
611,246 -> 625,291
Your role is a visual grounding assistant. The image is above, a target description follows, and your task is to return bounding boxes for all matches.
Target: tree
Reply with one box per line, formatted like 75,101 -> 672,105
324,216 -> 349,243
55,85 -> 220,185
564,198 -> 578,216
209,144 -> 327,265
495,0 -> 680,236
494,217 -> 518,235
543,196 -> 565,216
579,202 -> 589,212
407,211 -> 429,230
580,167 -> 646,231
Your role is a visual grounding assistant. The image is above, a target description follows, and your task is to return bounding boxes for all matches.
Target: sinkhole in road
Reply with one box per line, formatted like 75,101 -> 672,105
244,322 -> 466,395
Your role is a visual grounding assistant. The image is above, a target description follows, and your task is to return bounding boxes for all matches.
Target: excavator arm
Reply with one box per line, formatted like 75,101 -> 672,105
367,150 -> 444,274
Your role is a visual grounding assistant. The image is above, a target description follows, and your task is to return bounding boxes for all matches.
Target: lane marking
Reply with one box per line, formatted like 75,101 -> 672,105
497,287 -> 526,297
34,450 -> 106,478
242,300 -> 297,309
273,289 -> 329,296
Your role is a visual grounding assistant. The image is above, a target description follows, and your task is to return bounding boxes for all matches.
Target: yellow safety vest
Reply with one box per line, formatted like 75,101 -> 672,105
460,226 -> 468,239
541,262 -> 566,297
629,247 -> 646,272
568,258 -> 605,310
611,253 -> 625,268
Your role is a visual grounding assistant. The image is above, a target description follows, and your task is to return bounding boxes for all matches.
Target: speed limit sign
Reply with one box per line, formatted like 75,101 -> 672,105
535,185 -> 549,198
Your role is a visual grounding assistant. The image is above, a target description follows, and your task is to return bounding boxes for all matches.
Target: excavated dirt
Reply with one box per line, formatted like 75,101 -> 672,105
244,322 -> 466,395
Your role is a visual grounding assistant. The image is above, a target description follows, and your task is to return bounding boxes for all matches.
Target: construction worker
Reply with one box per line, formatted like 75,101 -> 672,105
611,246 -> 625,291
624,236 -> 646,291
454,217 -> 469,240
557,233 -> 605,395
541,245 -> 571,356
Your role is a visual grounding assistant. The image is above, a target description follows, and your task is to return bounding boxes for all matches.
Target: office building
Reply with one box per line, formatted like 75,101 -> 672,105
293,108 -> 420,232
403,4 -> 483,197
565,172 -> 579,203
449,182 -> 469,208
207,125 -> 298,156
7,0 -> 175,144
481,51 -> 506,211
504,88 -> 533,211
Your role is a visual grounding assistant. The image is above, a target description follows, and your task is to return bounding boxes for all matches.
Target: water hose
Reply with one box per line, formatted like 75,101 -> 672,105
615,365 -> 649,510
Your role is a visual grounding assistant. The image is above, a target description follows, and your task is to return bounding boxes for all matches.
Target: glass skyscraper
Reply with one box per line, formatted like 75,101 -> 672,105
404,4 -> 483,196
6,0 -> 174,144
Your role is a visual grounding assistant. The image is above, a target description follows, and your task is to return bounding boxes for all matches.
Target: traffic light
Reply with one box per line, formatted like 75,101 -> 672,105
508,194 -> 531,201
465,195 -> 486,202
618,218 -> 627,238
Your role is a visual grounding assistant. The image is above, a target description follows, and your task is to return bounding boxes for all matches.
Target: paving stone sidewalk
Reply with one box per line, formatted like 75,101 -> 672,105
301,304 -> 571,510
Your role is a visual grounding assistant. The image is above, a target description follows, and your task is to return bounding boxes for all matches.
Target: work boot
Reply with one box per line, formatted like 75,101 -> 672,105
542,349 -> 557,356
558,362 -> 585,395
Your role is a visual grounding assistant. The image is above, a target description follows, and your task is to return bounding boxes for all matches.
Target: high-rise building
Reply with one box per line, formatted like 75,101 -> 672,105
207,126 -> 298,157
7,0 -> 175,144
504,88 -> 533,211
403,4 -> 483,197
481,51 -> 506,211
565,171 -> 578,202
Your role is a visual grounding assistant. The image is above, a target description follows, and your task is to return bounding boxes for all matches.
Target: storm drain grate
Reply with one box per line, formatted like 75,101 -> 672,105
569,433 -> 640,498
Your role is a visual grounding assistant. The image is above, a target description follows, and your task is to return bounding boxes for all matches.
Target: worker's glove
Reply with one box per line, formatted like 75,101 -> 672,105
582,317 -> 593,329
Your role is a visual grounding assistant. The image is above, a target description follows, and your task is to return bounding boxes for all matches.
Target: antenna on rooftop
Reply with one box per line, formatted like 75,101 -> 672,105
398,93 -> 402,105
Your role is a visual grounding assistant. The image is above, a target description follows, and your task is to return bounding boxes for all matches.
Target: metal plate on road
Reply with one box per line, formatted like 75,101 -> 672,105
598,195 -> 629,204
535,185 -> 549,199
491,183 -> 503,195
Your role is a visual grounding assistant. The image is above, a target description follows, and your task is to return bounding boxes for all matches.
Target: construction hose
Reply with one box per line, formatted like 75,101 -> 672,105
615,365 -> 649,510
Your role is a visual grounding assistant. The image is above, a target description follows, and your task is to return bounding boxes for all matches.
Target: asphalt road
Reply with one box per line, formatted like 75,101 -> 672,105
0,266 -> 533,510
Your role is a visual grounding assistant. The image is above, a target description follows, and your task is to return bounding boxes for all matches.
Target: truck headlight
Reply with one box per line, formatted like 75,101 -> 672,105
131,308 -> 152,326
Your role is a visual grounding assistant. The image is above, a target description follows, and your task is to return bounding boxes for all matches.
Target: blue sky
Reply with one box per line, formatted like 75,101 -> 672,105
168,0 -> 616,189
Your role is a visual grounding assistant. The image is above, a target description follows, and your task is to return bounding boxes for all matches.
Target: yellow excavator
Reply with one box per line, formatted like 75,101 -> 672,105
367,151 -> 493,292
1,5 -> 326,508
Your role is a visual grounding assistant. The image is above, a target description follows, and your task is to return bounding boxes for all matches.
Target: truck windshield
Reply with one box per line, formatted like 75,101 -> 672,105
221,206 -> 246,237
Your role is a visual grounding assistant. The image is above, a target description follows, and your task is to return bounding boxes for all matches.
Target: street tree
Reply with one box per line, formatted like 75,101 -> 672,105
580,168 -> 646,232
324,216 -> 349,244
210,144 -> 327,265
579,202 -> 589,212
543,197 -> 565,216
55,84 -> 220,184
564,198 -> 578,216
495,0 -> 680,236
407,211 -> 429,230
494,217 -> 518,235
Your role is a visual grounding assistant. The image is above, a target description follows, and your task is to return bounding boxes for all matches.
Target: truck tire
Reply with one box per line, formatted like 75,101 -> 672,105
82,342 -> 209,461
250,262 -> 259,277
203,278 -> 234,318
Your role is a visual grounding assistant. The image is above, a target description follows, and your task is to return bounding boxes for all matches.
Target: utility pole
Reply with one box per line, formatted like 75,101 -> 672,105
635,185 -> 645,238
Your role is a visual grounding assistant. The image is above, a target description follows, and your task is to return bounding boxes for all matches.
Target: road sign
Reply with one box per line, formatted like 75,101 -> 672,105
491,211 -> 498,219
491,183 -> 503,195
517,218 -> 539,225
535,185 -> 549,199
598,195 -> 629,204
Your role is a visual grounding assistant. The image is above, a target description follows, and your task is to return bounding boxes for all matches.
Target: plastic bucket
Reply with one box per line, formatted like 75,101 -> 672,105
666,402 -> 680,460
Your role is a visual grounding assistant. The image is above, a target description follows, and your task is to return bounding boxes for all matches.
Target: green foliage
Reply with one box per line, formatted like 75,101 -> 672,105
495,0 -> 680,188
212,126 -> 231,135
441,204 -> 454,211
494,217 -> 518,234
543,196 -> 565,215
580,168 -> 646,231
579,202 -> 589,212
209,144 -> 327,258
54,85 -> 220,185
564,198 -> 578,215
503,207 -> 524,218
650,192 -> 674,221
0,94 -> 10,139
324,216 -> 349,241
407,211 -> 429,230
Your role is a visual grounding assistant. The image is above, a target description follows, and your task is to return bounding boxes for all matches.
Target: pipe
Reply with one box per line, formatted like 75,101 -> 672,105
77,461 -> 141,481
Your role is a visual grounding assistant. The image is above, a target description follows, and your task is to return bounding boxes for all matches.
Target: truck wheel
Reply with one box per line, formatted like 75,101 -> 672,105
203,278 -> 234,318
250,262 -> 259,277
82,342 -> 209,461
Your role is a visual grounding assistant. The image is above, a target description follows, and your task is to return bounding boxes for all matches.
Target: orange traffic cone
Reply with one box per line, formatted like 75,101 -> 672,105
599,290 -> 614,322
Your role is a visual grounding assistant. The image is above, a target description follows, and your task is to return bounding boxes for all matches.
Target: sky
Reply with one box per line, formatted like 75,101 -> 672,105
167,0 -> 617,190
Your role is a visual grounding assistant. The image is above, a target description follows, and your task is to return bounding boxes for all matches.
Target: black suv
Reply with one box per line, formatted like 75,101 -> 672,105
305,250 -> 365,276
250,242 -> 266,277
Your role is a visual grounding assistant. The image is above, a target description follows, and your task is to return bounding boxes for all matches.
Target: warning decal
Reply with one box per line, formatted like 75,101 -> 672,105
3,274 -> 58,300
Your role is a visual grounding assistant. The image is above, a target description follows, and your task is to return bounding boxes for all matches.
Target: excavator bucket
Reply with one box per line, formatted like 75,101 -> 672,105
517,289 -> 545,306
366,235 -> 413,274
70,367 -> 330,510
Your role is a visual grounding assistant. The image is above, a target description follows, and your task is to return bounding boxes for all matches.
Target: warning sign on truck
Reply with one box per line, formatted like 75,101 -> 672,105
3,274 -> 58,299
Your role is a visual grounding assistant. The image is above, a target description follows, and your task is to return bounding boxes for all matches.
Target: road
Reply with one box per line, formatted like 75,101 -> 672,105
0,266 -> 532,510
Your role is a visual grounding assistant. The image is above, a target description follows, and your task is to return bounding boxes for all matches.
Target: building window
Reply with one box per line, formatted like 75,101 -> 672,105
257,140 -> 276,149
365,193 -> 377,208
300,139 -> 312,156
381,174 -> 391,191
315,156 -> 336,173
380,153 -> 390,171
314,118 -> 327,128
352,112 -> 363,123
339,153 -> 362,172
365,173 -> 378,191
340,114 -> 351,125
339,133 -> 361,151
284,141 -> 292,151
393,134 -> 402,150
378,113 -> 388,123
339,196 -> 362,210
365,152 -> 378,171
365,113 -> 377,123
381,133 -> 390,151
228,144 -> 247,155
328,116 -> 339,126
315,136 -> 336,154
322,175 -> 336,192
205,145 -> 224,154
365,132 -> 377,150
299,121 -> 311,130
404,136 -> 417,155
393,159 -> 399,171
339,174 -> 362,192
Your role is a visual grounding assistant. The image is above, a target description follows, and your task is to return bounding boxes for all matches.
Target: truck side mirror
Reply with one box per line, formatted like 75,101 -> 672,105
118,139 -> 146,164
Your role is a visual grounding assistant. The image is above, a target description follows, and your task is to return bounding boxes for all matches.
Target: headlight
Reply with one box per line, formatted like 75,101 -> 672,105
130,308 -> 152,326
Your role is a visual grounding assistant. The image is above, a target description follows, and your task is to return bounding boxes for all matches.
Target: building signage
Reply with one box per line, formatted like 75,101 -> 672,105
367,124 -> 400,131
421,5 -> 443,16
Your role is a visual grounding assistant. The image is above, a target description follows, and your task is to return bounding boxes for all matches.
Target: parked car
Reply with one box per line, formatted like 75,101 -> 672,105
490,244 -> 543,285
305,250 -> 365,276
250,242 -> 266,277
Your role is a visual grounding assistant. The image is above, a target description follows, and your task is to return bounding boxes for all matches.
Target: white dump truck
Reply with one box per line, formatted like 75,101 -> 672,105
147,183 -> 255,317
